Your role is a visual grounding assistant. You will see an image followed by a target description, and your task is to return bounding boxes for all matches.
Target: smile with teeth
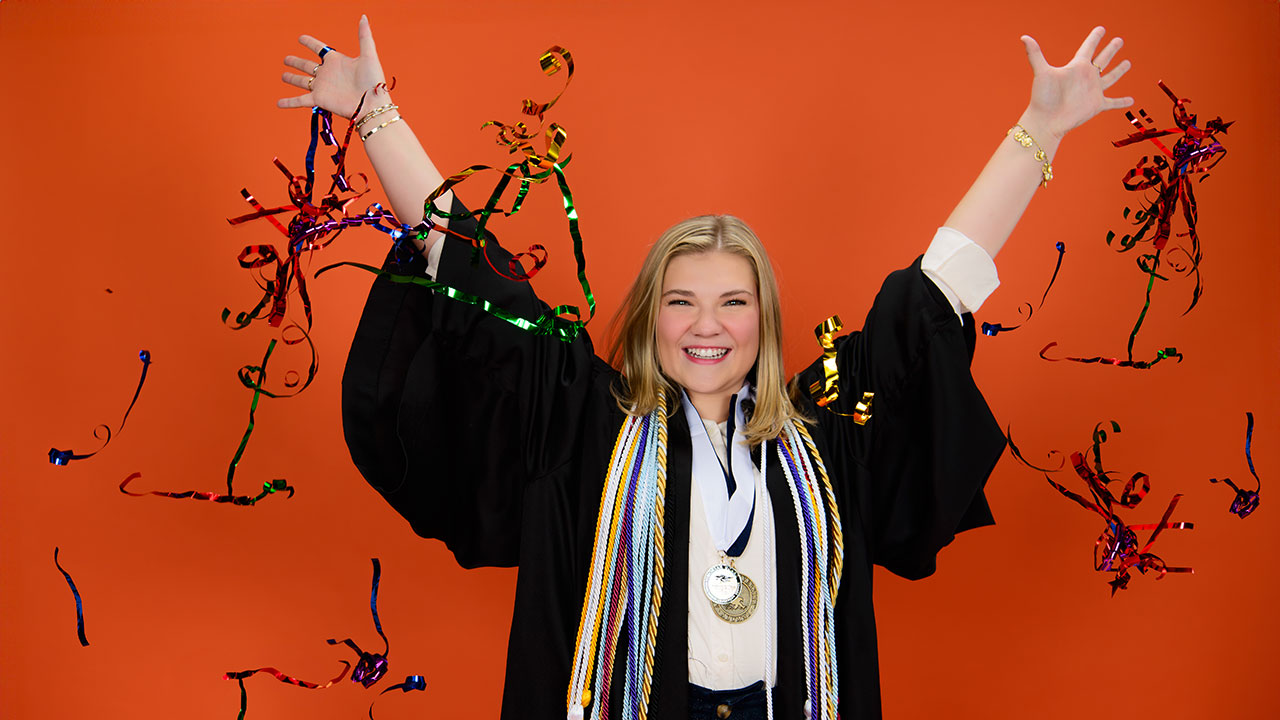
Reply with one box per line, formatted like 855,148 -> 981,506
685,347 -> 729,360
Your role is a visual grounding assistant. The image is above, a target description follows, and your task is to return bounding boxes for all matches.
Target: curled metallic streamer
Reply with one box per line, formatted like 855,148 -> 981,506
327,559 -> 392,688
49,350 -> 152,465
806,315 -> 873,423
1209,412 -> 1262,518
982,241 -> 1065,337
224,663 -> 352,720
1106,82 -> 1230,360
119,473 -> 293,506
1009,421 -> 1193,595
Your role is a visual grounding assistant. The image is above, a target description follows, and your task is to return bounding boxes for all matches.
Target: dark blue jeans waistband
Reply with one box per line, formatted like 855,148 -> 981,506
688,680 -> 769,720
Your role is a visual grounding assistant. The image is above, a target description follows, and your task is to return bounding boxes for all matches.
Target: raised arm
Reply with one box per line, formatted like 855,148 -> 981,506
945,26 -> 1134,259
278,15 -> 448,254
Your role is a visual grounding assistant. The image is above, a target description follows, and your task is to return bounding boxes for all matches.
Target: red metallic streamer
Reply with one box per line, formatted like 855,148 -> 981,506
119,473 -> 293,506
1044,81 -> 1230,369
224,663 -> 352,720
1010,421 -> 1194,595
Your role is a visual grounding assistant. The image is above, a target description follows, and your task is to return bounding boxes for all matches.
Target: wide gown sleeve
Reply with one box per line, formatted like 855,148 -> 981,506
799,257 -> 1005,580
341,198 -> 603,569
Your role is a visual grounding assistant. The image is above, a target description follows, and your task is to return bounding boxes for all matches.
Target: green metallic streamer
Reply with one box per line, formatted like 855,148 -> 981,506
316,262 -> 584,342
226,338 -> 277,493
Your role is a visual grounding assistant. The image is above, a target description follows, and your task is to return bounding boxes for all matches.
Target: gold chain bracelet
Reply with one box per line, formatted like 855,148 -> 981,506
1008,124 -> 1053,188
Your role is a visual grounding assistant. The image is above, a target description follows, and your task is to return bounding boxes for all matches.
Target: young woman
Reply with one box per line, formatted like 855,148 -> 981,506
279,17 -> 1133,720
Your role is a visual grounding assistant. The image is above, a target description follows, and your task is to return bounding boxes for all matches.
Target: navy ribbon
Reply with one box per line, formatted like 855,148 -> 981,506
702,395 -> 754,558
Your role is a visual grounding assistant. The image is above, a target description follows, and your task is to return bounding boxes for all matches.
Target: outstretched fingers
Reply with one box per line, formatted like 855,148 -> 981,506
1072,26 -> 1107,64
284,55 -> 320,76
1021,35 -> 1050,74
278,93 -> 316,109
1103,95 -> 1135,111
278,71 -> 314,109
1101,58 -> 1131,90
1092,36 -> 1124,72
297,33 -> 330,57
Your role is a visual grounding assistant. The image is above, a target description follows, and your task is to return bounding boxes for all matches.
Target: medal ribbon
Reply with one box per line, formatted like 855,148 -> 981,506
681,385 -> 756,558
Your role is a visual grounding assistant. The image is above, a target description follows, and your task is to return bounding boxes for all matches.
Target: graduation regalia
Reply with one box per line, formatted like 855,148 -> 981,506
341,201 -> 1005,719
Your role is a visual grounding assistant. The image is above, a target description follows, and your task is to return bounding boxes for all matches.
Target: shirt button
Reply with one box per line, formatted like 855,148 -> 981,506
718,652 -> 729,663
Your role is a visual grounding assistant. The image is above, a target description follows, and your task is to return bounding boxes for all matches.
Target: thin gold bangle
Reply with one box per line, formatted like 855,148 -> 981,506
1008,124 -> 1054,188
361,115 -> 403,141
354,103 -> 398,130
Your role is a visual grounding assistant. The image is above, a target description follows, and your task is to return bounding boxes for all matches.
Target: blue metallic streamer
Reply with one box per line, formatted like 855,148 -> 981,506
53,547 -> 88,646
49,350 -> 152,465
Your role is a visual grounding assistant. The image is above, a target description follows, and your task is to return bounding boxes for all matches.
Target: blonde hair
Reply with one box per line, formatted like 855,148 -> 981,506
607,215 -> 805,446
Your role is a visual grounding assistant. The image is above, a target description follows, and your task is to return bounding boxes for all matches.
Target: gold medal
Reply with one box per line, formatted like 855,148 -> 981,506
710,572 -> 757,623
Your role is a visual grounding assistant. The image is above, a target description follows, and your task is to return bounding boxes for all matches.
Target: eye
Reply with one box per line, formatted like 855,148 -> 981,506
724,298 -> 748,307
666,298 -> 691,306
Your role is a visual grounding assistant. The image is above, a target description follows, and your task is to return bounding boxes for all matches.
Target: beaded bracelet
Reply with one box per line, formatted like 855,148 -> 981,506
354,103 -> 398,130
1008,124 -> 1054,188
361,115 -> 403,141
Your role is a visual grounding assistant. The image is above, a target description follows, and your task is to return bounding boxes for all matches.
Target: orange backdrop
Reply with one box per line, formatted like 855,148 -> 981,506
2,1 -> 1277,718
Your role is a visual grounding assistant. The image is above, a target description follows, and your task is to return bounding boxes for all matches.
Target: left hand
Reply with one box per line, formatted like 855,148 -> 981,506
1021,26 -> 1134,140
279,15 -> 387,119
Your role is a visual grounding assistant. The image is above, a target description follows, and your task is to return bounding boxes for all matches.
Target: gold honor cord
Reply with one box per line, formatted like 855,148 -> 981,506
566,417 -> 634,714
807,315 -> 873,425
794,421 -> 844,603
638,393 -> 668,720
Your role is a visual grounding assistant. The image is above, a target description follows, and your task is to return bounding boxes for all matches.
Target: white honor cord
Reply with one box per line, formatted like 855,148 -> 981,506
781,434 -> 816,715
762,439 -> 775,720
567,416 -> 641,717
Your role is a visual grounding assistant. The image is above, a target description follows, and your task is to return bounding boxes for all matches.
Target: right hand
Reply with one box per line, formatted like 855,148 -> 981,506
278,15 -> 387,118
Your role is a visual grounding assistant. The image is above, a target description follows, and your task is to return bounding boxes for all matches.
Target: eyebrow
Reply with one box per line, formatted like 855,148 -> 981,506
661,289 -> 756,299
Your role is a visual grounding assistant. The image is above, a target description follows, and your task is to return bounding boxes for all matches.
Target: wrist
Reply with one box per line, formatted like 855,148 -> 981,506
1007,115 -> 1057,189
359,108 -> 404,142
352,83 -> 393,120
1017,107 -> 1065,147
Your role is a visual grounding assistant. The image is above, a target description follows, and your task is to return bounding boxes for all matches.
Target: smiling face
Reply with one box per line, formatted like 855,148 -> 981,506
655,250 -> 761,422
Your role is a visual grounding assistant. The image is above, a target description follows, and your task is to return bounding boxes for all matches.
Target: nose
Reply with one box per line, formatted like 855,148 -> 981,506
691,305 -> 723,337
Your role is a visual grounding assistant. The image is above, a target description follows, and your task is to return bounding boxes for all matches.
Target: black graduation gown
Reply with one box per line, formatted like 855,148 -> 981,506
341,201 -> 1006,719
